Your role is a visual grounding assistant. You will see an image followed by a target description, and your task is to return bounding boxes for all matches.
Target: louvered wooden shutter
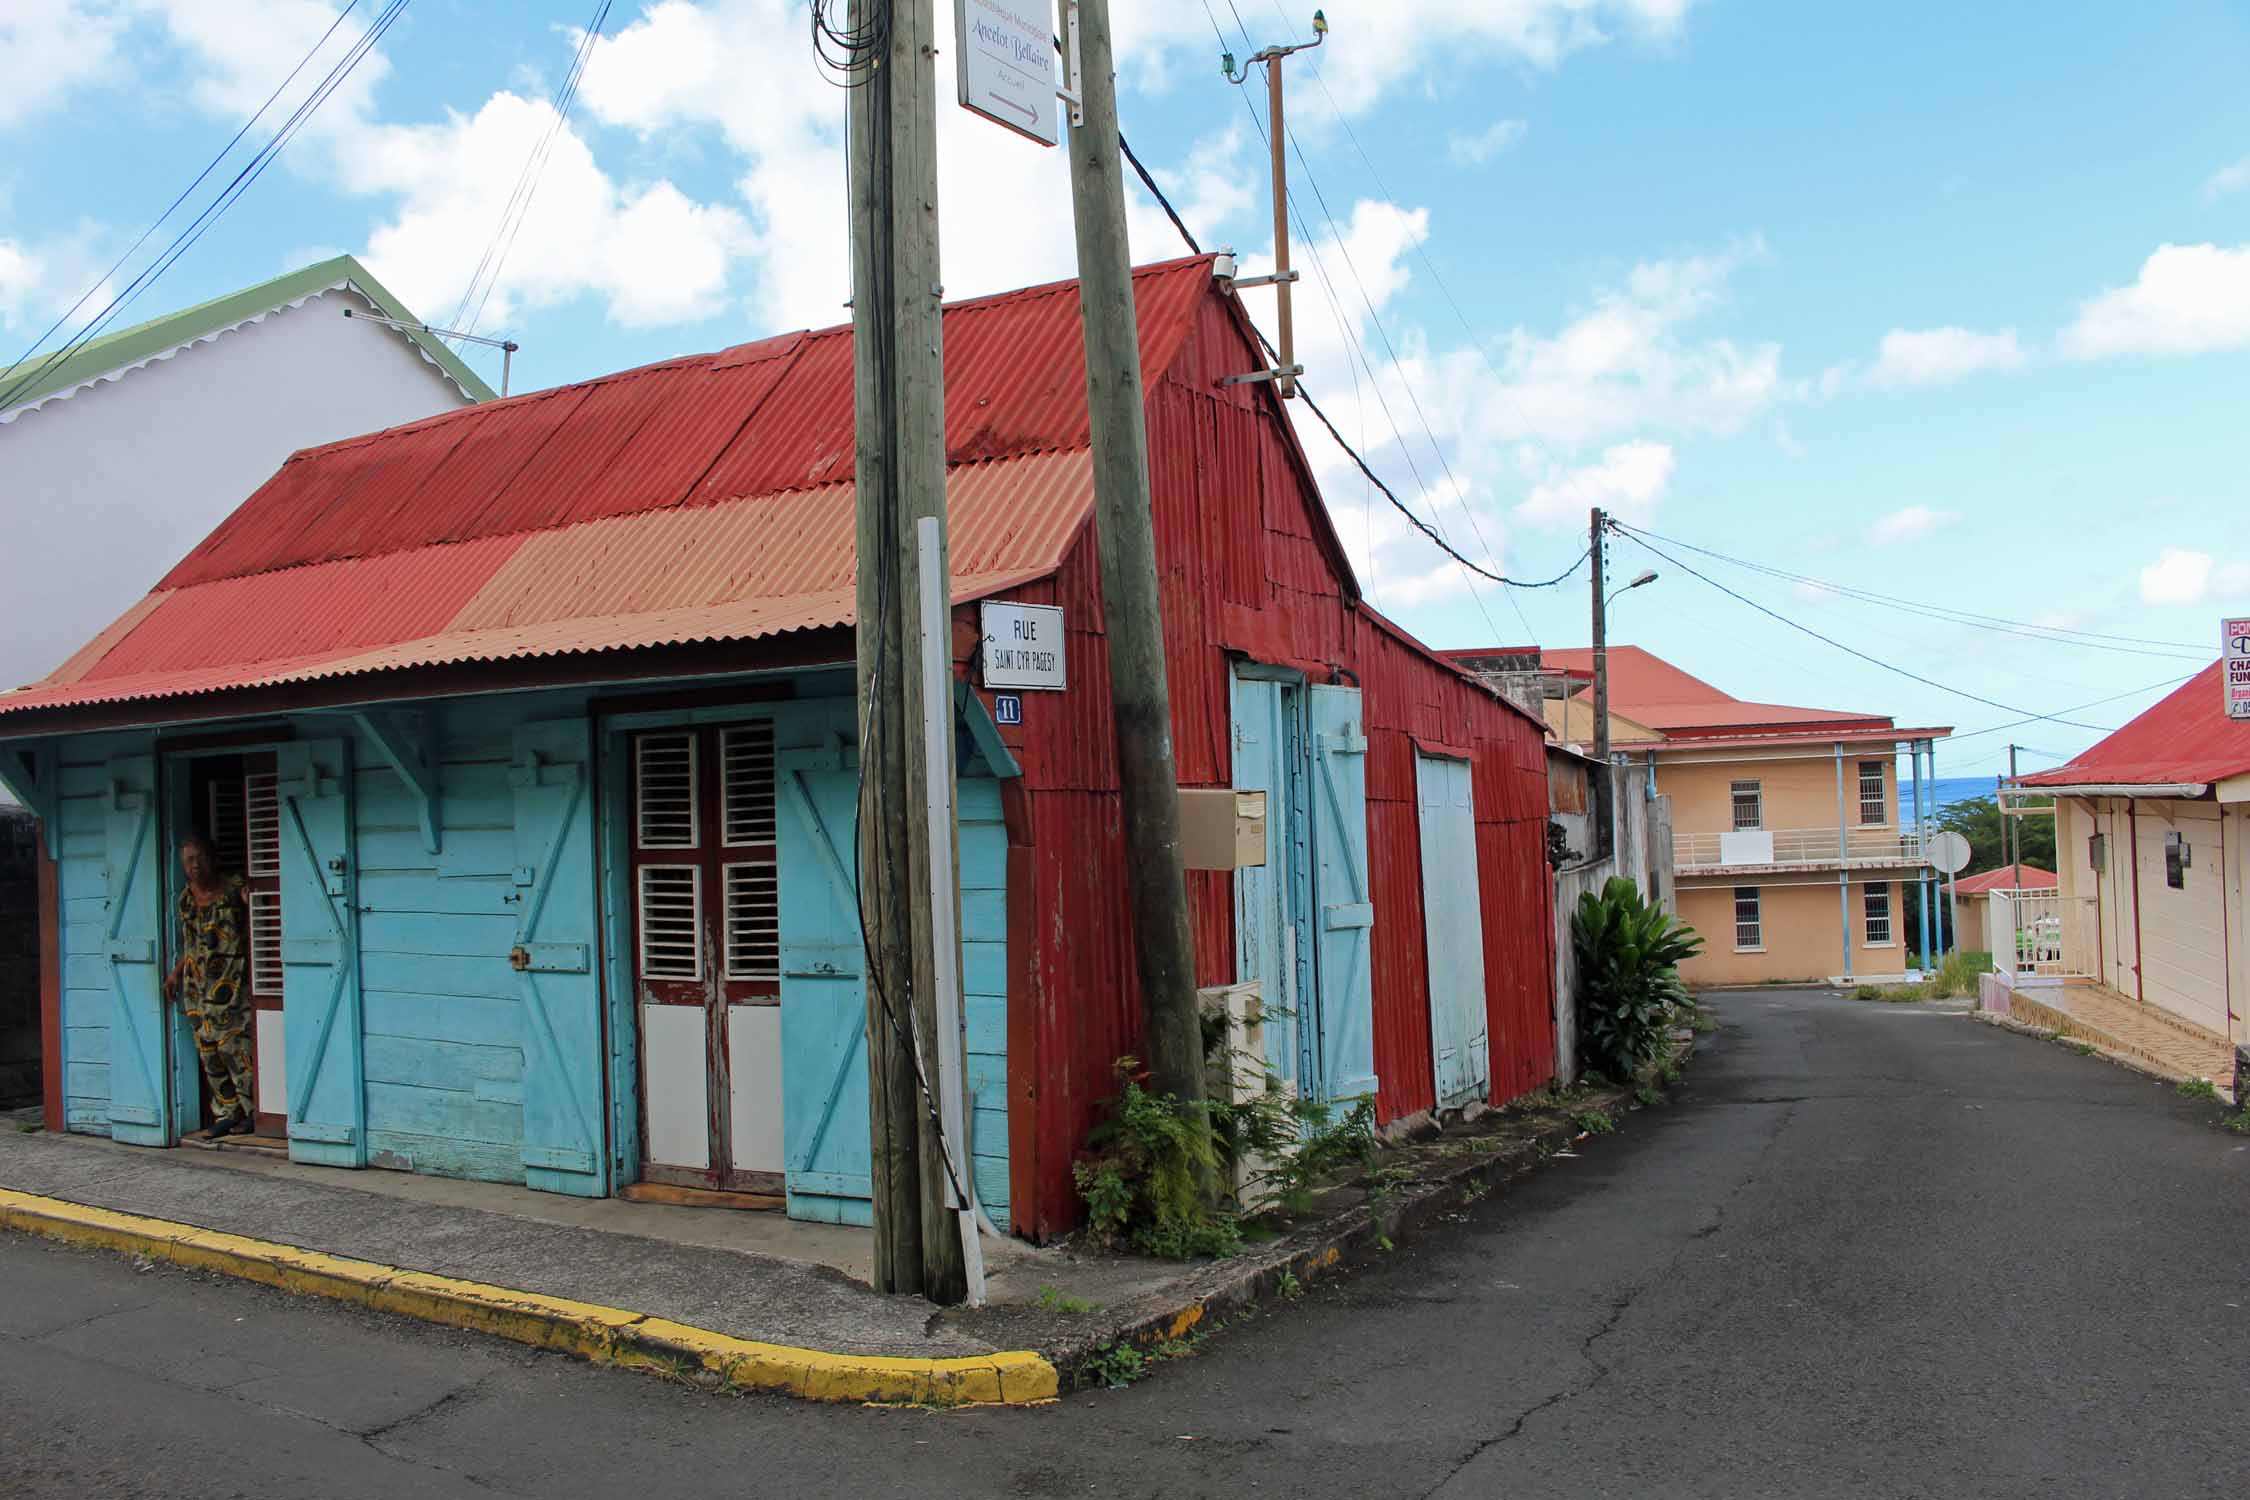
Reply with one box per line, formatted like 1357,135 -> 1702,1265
720,723 -> 779,984
637,865 -> 702,981
244,771 -> 284,997
636,733 -> 698,848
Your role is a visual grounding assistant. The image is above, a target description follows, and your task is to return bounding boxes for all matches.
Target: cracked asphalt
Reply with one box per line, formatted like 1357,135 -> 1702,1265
5,987 -> 2248,1499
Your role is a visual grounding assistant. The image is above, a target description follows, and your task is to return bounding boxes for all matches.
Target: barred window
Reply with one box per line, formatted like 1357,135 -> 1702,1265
1730,780 -> 1762,831
1734,886 -> 1762,950
1864,883 -> 1892,945
1859,761 -> 1887,826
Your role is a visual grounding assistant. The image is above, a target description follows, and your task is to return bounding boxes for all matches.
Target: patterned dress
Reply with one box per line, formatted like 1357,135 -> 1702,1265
178,875 -> 256,1127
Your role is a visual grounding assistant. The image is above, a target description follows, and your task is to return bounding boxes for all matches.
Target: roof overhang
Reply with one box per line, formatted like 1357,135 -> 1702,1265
1645,725 -> 1954,756
2031,782 -> 2210,799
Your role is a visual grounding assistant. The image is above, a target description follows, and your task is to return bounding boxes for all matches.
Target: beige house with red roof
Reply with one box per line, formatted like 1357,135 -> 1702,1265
2016,662 -> 2250,1095
1452,646 -> 1952,986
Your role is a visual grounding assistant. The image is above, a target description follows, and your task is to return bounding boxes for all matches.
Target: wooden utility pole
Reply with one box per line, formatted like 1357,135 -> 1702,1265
1065,0 -> 1207,1113
847,0 -> 967,1303
1265,57 -> 1294,398
1228,12 -> 1325,399
1589,506 -> 1612,857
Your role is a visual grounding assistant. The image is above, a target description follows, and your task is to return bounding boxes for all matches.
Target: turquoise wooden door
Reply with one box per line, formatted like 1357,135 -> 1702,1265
102,754 -> 170,1146
776,746 -> 872,1225
1308,685 -> 1377,1104
1416,752 -> 1489,1108
1229,673 -> 1304,1090
276,738 -> 366,1167
510,720 -> 607,1197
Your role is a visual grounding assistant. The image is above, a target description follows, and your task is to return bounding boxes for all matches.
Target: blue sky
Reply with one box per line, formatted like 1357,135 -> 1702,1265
3,0 -> 2246,784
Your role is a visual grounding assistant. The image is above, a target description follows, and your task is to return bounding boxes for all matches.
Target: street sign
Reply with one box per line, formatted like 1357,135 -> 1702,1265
1926,830 -> 1972,876
2225,616 -> 2250,720
993,693 -> 1023,726
980,600 -> 1067,690
953,0 -> 1059,147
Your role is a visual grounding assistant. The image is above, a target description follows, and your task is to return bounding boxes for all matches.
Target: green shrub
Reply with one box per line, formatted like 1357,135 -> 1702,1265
1572,877 -> 1704,1080
1073,1060 -> 1232,1259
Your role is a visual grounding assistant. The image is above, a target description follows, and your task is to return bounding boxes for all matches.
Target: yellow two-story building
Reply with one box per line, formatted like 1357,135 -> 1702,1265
1453,646 -> 1952,986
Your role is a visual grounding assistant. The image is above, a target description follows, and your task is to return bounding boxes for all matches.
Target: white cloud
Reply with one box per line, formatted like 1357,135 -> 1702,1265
2061,243 -> 2250,358
2203,156 -> 2250,202
0,2 -> 127,130
1869,326 -> 2025,386
1517,440 -> 1674,528
2138,547 -> 2250,606
85,1 -> 760,335
0,224 -> 115,339
1304,0 -> 1699,114
1865,505 -> 1960,544
1448,119 -> 1527,166
353,92 -> 752,331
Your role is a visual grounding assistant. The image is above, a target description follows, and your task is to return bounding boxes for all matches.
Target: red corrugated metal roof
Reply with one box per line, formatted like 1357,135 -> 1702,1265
1479,644 -> 1897,736
2018,662 -> 2250,789
1954,863 -> 2057,894
0,258 -> 1217,717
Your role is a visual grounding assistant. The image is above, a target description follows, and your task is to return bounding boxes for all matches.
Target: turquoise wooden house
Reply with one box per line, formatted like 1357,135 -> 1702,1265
0,256 -> 1559,1239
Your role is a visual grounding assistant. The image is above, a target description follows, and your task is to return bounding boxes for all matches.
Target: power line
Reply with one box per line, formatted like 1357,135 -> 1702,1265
1617,524 -> 2212,660
1117,127 -> 1588,595
1942,674 -> 2193,743
448,0 -> 612,339
1195,2 -> 1533,638
0,2 -> 371,417
1615,526 -> 2123,732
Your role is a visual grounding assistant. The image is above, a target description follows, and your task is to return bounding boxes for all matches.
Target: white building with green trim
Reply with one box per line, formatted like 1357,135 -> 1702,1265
0,257 -> 493,696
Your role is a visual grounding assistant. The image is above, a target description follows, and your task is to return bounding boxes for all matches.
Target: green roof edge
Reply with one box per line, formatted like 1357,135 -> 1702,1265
0,255 -> 498,413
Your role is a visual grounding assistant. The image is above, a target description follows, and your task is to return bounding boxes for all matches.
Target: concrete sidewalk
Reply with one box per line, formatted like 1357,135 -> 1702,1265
1,1061 -> 1662,1403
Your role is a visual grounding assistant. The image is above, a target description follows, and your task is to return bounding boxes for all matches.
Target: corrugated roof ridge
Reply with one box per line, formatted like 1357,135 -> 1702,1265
0,255 -> 496,414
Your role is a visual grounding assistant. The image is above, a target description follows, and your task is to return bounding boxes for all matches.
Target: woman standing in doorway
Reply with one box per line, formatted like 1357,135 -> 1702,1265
163,833 -> 256,1137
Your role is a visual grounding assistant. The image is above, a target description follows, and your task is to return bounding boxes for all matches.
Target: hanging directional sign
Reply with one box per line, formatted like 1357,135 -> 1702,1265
2225,616 -> 2250,720
954,0 -> 1061,147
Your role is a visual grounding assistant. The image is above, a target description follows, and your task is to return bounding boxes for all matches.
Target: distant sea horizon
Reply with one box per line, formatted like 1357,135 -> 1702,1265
1906,775 -> 2007,818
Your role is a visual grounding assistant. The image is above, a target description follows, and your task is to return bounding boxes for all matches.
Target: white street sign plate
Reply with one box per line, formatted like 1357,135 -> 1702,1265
2226,617 -> 2250,720
1926,830 -> 1972,876
954,0 -> 1059,146
981,601 -> 1067,690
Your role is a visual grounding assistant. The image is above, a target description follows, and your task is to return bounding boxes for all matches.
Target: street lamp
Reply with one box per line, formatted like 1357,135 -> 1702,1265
1606,569 -> 1657,609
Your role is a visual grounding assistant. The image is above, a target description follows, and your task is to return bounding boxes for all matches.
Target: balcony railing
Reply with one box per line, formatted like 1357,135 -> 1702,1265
1675,826 -> 1929,871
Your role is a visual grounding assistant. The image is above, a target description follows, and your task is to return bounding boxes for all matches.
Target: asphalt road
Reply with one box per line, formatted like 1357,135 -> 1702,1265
5,989 -> 2247,1500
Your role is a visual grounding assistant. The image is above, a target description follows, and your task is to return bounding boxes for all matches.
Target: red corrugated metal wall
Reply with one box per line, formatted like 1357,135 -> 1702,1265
994,291 -> 1555,1239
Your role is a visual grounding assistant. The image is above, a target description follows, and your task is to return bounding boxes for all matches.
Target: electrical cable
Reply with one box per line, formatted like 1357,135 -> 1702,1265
1614,524 -> 2212,660
449,0 -> 611,339
0,2 -> 387,418
1614,526 -> 2124,732
0,2 -> 362,415
1942,674 -> 2195,744
831,0 -> 979,1238
1189,4 -> 1551,639
1116,120 -> 1587,596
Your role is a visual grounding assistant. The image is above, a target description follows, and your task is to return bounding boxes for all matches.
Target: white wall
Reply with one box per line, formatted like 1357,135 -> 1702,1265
0,287 -> 474,694
2131,800 -> 2228,1036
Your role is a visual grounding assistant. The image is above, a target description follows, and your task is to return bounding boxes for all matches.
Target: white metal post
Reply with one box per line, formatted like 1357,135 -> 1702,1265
1835,741 -> 1851,979
915,515 -> 987,1306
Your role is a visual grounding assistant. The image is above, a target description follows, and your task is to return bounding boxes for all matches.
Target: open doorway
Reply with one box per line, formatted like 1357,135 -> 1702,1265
171,750 -> 288,1146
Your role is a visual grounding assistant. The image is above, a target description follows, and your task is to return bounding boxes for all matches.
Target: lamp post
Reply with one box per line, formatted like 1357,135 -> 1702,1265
1606,569 -> 1658,611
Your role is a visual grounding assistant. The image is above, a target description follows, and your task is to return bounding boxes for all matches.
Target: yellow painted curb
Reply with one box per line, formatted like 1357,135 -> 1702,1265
0,1188 -> 1058,1407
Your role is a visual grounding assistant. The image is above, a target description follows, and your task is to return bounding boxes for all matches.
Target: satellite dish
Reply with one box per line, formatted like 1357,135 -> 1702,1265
1926,830 -> 1972,876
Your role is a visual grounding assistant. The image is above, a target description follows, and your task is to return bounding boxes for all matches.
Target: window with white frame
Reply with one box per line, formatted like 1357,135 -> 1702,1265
1730,780 -> 1762,831
1858,760 -> 1887,825
1733,886 -> 1762,950
1864,883 -> 1893,945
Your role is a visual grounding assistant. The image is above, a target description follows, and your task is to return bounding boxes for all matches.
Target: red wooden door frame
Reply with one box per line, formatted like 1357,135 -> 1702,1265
627,722 -> 780,1193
